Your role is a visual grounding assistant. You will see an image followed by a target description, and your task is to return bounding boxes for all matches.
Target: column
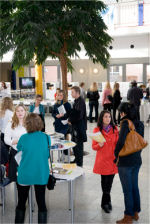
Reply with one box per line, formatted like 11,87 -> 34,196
35,64 -> 43,95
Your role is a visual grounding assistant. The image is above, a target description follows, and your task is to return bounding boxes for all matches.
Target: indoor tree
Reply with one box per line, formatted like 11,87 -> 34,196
0,0 -> 112,96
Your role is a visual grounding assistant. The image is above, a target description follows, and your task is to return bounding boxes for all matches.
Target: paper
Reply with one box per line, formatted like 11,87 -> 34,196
15,151 -> 22,165
61,119 -> 68,125
89,132 -> 106,143
62,164 -> 77,170
57,105 -> 66,114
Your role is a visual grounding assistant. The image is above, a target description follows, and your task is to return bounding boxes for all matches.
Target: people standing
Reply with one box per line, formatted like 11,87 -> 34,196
92,111 -> 118,213
15,113 -> 50,224
102,82 -> 112,112
69,86 -> 87,167
0,97 -> 14,165
29,94 -> 45,132
80,82 -> 86,101
127,80 -> 143,120
52,90 -> 71,156
0,81 -> 10,98
4,104 -> 27,181
114,102 -> 144,224
112,82 -> 122,125
87,82 -> 100,123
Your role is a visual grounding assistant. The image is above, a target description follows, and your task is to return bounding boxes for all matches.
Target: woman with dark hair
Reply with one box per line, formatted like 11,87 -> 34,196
112,82 -> 122,125
15,113 -> 50,224
29,94 -> 45,132
114,102 -> 144,224
92,110 -> 119,213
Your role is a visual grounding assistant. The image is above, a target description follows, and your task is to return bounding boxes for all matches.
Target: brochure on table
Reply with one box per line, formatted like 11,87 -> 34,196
52,163 -> 84,180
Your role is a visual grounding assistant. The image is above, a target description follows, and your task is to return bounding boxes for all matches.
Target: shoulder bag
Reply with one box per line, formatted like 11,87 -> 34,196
46,135 -> 56,190
119,119 -> 148,157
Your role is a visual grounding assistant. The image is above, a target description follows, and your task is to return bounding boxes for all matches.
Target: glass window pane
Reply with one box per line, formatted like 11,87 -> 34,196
126,64 -> 143,82
147,65 -> 150,81
31,67 -> 35,77
110,65 -> 123,82
44,66 -> 57,82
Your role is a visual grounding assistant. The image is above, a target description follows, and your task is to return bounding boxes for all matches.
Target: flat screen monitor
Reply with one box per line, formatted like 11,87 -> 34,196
19,77 -> 35,89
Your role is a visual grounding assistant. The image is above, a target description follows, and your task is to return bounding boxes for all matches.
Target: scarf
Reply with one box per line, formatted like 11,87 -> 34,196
103,124 -> 112,133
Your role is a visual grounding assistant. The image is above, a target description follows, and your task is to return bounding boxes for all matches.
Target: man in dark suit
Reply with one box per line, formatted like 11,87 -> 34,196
69,86 -> 87,167
127,80 -> 143,120
146,79 -> 150,100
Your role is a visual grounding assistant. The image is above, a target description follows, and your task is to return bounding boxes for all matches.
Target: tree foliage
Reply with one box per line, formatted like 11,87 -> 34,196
0,0 -> 112,91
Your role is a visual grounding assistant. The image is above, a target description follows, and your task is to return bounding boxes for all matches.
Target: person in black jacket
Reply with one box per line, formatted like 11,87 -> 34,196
146,79 -> 150,100
69,86 -> 87,167
127,80 -> 143,120
112,82 -> 122,125
114,102 -> 145,224
87,82 -> 100,123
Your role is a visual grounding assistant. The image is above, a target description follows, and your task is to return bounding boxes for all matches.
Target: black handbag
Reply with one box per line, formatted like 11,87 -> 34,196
46,135 -> 56,190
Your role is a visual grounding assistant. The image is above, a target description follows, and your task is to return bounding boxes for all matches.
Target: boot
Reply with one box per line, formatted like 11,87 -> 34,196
15,209 -> 25,223
132,212 -> 139,221
38,211 -> 47,224
116,215 -> 133,224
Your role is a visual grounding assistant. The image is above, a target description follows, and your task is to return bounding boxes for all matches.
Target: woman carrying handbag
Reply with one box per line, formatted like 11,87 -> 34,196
114,102 -> 146,224
15,113 -> 51,224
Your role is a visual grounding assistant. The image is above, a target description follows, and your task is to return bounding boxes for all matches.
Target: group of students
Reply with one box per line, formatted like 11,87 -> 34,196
0,84 -> 146,224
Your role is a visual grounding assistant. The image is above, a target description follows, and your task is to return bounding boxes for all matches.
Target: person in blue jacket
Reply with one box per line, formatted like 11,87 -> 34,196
29,94 -> 45,132
15,113 -> 50,224
52,90 -> 71,155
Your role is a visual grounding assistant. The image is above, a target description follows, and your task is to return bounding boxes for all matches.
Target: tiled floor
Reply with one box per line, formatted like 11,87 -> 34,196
0,115 -> 150,223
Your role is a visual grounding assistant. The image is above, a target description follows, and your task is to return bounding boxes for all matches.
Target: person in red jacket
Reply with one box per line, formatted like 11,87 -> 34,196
92,110 -> 119,213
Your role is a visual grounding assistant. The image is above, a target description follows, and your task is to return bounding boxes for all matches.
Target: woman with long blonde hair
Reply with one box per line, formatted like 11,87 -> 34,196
87,82 -> 100,123
0,97 -> 14,164
112,82 -> 122,125
102,82 -> 112,112
4,104 -> 27,181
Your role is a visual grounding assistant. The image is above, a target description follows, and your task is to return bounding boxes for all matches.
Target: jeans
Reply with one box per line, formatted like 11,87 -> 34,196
118,166 -> 141,216
89,101 -> 99,122
16,183 -> 47,212
101,175 -> 115,206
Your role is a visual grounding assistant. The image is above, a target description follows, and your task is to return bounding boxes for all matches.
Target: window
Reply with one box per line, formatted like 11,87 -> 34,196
109,66 -> 123,82
147,65 -> 150,81
126,64 -> 143,82
44,66 -> 57,82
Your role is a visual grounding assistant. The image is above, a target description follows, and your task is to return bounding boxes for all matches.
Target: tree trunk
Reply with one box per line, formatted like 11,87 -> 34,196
60,54 -> 68,100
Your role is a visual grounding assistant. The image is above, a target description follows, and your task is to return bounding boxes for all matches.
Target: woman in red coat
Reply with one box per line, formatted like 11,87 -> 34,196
92,110 -> 119,213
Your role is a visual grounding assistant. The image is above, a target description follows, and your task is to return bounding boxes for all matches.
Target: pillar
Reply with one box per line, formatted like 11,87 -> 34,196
35,64 -> 43,95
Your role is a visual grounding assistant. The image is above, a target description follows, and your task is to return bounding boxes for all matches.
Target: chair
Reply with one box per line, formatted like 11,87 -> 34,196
0,177 -> 11,215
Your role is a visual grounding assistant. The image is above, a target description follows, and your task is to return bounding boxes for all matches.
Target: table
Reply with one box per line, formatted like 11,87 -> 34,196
50,139 -> 76,163
53,163 -> 84,224
28,164 -> 84,224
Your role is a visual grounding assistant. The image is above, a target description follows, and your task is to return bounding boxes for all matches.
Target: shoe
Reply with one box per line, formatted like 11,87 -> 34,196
70,159 -> 76,164
132,212 -> 139,221
101,204 -> 110,213
15,209 -> 25,223
116,215 -> 133,224
108,202 -> 112,211
38,211 -> 47,223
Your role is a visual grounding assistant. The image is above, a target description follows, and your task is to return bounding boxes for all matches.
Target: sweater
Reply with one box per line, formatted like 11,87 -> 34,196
17,132 -> 50,185
102,89 -> 112,106
114,117 -> 144,167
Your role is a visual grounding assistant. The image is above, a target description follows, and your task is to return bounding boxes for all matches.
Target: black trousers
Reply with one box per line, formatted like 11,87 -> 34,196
73,140 -> 83,167
101,174 -> 115,206
113,107 -> 120,124
89,101 -> 99,122
135,106 -> 140,120
16,183 -> 47,212
103,104 -> 112,112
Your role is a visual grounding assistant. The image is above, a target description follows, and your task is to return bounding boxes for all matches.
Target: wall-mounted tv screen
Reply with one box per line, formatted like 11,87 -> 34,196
19,77 -> 35,89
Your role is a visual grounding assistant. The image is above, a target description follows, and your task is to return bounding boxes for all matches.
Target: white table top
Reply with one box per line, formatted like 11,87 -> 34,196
50,139 -> 76,151
52,163 -> 84,181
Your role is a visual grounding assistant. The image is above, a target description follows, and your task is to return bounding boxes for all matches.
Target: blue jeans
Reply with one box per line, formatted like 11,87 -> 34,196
118,166 -> 141,216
